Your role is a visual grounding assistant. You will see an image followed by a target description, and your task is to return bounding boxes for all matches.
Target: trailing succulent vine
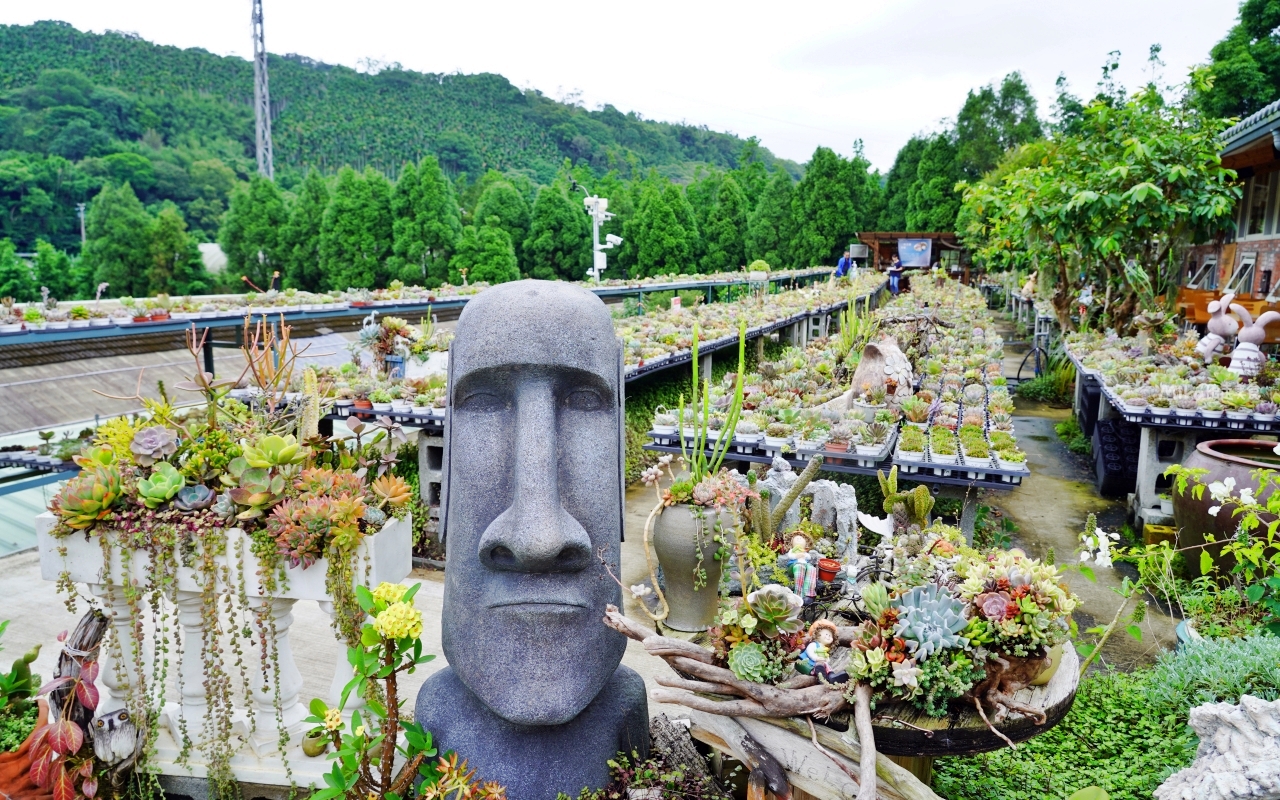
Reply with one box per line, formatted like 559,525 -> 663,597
42,323 -> 417,796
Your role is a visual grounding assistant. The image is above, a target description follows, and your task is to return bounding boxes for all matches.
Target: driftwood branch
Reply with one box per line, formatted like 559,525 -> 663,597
852,683 -> 877,800
693,714 -> 792,800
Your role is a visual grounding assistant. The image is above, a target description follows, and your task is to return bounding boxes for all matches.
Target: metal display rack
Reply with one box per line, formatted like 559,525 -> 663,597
0,269 -> 835,372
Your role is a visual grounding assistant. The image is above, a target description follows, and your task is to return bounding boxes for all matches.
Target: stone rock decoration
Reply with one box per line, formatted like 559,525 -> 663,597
1155,694 -> 1280,800
415,280 -> 649,799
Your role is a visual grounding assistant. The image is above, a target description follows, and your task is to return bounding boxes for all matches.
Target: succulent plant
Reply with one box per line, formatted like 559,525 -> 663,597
212,491 -> 237,521
54,465 -> 122,529
136,462 -> 187,509
174,484 -> 216,513
130,426 -> 177,466
744,584 -> 804,639
73,445 -> 116,469
860,582 -> 891,619
371,474 -> 412,507
362,505 -> 387,527
962,384 -> 986,404
727,641 -> 772,683
892,584 -> 969,662
224,457 -> 287,520
267,498 -> 329,569
242,434 -> 306,469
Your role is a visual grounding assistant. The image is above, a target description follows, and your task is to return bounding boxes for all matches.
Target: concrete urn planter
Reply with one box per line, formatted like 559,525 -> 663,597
651,504 -> 737,632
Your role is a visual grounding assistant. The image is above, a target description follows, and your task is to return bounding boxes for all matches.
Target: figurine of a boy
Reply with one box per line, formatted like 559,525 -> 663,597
796,620 -> 848,684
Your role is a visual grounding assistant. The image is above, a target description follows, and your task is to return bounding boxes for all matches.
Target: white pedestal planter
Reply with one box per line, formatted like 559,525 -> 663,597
36,511 -> 412,784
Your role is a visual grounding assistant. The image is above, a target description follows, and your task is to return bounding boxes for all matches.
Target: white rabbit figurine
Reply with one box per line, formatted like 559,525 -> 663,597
1196,292 -> 1240,360
1228,302 -> 1280,376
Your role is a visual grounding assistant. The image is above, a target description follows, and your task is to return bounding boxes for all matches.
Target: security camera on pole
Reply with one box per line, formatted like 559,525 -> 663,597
572,180 -> 622,283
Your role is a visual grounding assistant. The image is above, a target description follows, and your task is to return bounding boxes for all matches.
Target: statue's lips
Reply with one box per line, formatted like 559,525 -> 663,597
486,599 -> 588,612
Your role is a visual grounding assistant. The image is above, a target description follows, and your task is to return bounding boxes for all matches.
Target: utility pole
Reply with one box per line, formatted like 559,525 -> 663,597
252,0 -> 275,179
76,203 -> 86,248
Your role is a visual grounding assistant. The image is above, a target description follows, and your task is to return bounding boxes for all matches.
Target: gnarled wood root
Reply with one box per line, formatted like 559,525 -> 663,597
605,605 -> 882,799
962,652 -> 1051,747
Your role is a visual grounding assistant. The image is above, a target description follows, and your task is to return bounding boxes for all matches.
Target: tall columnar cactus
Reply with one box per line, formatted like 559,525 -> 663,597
877,466 -> 935,527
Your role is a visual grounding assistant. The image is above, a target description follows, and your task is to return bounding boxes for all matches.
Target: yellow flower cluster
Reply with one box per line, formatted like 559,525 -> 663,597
372,582 -> 409,605
323,707 -> 342,731
373,601 -> 423,641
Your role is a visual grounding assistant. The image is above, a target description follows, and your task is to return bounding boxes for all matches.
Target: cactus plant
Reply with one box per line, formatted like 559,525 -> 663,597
136,462 -> 186,509
892,584 -> 969,661
54,465 -> 122,529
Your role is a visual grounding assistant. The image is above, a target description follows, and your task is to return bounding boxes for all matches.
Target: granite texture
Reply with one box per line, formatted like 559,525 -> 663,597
417,280 -> 647,796
416,666 -> 649,799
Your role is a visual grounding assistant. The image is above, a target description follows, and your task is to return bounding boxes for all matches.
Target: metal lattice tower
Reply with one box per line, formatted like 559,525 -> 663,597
252,0 -> 274,179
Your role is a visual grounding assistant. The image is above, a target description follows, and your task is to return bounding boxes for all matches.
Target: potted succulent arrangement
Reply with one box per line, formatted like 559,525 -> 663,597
22,306 -> 45,330
607,460 -> 1078,800
68,305 -> 91,328
648,321 -> 757,632
39,322 -> 416,795
930,426 -> 958,465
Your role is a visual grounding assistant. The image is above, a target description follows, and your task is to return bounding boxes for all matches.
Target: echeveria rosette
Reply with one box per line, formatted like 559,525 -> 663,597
174,484 -> 216,513
136,462 -> 187,509
744,584 -> 804,639
53,465 -> 123,529
891,584 -> 969,662
130,426 -> 177,467
727,641 -> 770,682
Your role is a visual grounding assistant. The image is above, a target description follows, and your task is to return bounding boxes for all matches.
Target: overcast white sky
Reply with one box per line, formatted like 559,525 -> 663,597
2,0 -> 1242,171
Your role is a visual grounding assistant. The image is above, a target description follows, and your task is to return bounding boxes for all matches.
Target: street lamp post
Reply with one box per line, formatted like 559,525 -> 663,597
571,180 -> 623,283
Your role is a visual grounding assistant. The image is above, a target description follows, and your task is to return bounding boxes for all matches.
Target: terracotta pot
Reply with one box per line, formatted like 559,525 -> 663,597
352,399 -> 373,410
652,504 -> 736,632
149,311 -> 170,321
817,558 -> 841,582
1172,439 -> 1280,580
131,315 -> 150,323
0,699 -> 52,800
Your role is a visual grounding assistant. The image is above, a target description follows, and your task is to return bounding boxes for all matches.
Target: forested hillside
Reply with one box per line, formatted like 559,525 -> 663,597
0,21 -> 798,186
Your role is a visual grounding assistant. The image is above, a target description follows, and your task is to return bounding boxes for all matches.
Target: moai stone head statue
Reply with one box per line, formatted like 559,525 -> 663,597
415,280 -> 648,798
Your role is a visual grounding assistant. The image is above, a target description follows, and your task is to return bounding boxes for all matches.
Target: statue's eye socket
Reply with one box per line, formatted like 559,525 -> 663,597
456,391 -> 505,413
565,389 -> 605,411
118,712 -> 129,721
97,720 -> 104,727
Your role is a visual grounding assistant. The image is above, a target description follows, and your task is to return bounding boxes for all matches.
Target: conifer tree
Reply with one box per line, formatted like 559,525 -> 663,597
449,217 -> 520,285
219,173 -> 287,290
84,182 -> 153,298
0,239 -> 36,302
281,169 -> 329,291
319,167 -> 394,289
388,160 -> 424,282
417,156 -> 462,286
474,182 -> 531,266
34,239 -> 75,301
700,175 -> 748,274
906,134 -> 963,232
624,184 -> 691,278
789,147 -> 856,267
663,184 -> 700,272
746,170 -> 794,268
524,184 -> 590,281
878,136 -> 928,231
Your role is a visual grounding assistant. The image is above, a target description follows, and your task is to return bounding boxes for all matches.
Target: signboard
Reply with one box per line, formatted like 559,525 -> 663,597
849,244 -> 869,259
898,239 -> 932,268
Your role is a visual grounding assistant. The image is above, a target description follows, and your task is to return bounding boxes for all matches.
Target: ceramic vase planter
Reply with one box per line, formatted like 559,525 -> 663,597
651,504 -> 737,632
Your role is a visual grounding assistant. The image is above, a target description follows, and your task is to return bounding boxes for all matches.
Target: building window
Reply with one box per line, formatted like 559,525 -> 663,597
1247,175 -> 1272,237
1226,251 -> 1258,295
1187,255 -> 1218,289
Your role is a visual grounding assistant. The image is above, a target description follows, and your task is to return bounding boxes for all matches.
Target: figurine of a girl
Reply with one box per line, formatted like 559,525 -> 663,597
782,532 -> 818,601
796,620 -> 847,683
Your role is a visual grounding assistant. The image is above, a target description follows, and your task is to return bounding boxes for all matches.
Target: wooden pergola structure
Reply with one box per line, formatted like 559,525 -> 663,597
855,232 -> 970,284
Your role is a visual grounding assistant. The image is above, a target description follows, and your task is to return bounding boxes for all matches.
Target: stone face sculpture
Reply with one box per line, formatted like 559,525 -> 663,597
414,280 -> 648,799
1155,694 -> 1280,800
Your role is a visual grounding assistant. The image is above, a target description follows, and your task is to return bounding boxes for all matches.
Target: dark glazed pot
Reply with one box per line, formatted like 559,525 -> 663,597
1172,439 -> 1280,579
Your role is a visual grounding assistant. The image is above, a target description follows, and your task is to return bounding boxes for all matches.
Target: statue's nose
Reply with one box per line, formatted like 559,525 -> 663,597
478,379 -> 591,573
